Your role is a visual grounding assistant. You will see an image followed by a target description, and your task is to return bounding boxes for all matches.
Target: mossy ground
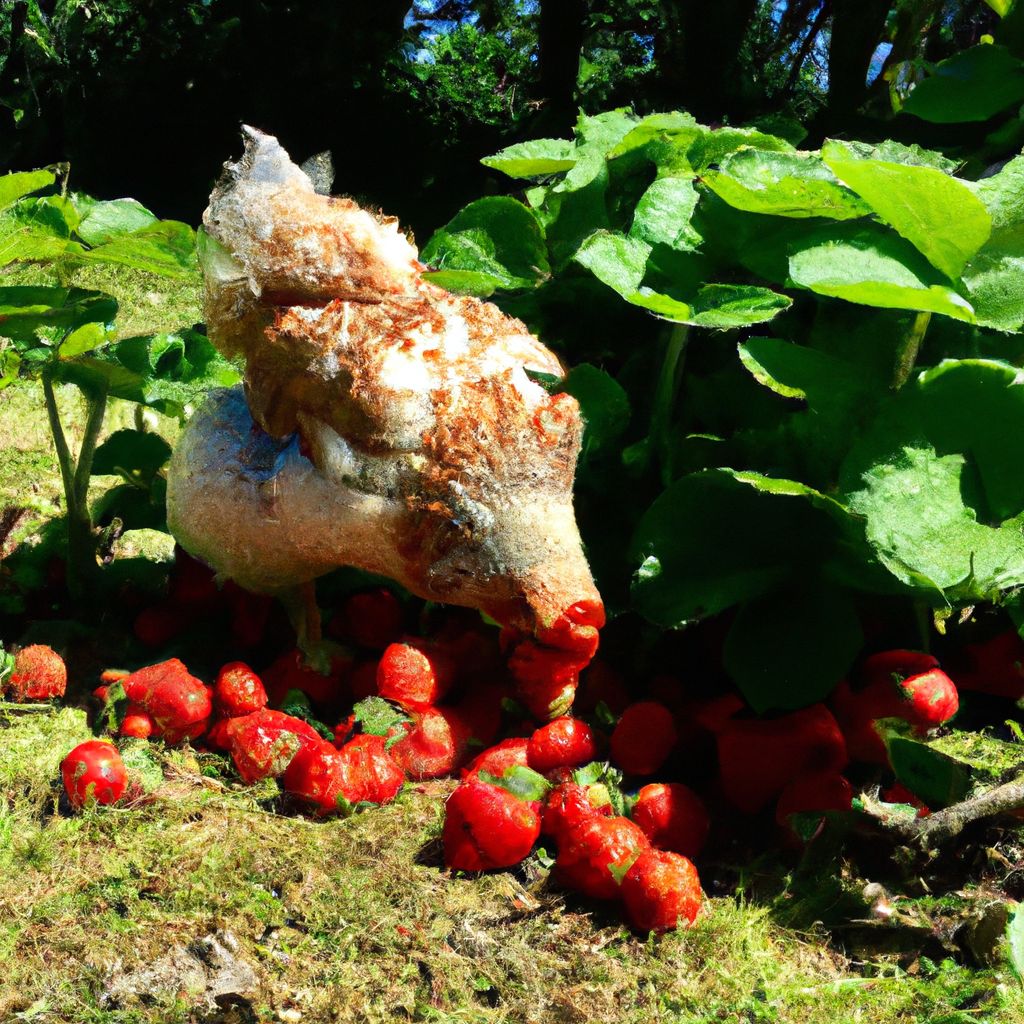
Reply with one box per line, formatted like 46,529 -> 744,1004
2,265 -> 1024,1023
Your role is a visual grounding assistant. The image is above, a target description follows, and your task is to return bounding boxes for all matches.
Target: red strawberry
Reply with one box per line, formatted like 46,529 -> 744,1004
6,644 -> 66,700
263,648 -> 348,708
92,684 -> 109,703
205,717 -> 236,751
338,733 -> 405,805
717,704 -> 847,813
611,702 -> 677,776
168,546 -> 220,606
228,708 -> 326,783
509,639 -> 581,719
224,581 -> 273,649
690,693 -> 745,734
541,781 -> 611,843
119,704 -> 155,739
554,815 -> 650,901
376,640 -> 455,711
956,630 -> 1024,699
775,772 -> 853,838
100,668 -> 130,685
463,738 -> 530,780
61,740 -> 127,808
454,682 -> 506,748
631,783 -> 709,859
283,742 -> 359,814
389,706 -> 472,779
527,718 -> 597,774
328,588 -> 404,650
574,659 -> 631,717
121,658 -> 212,743
442,778 -> 541,871
881,782 -> 931,817
621,849 -> 701,932
214,662 -> 269,717
133,603 -> 189,649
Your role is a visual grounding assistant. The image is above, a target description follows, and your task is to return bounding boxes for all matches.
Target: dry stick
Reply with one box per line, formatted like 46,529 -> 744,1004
871,774 -> 1024,845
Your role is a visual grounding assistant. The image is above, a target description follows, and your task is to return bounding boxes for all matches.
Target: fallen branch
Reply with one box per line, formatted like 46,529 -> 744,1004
862,775 -> 1024,845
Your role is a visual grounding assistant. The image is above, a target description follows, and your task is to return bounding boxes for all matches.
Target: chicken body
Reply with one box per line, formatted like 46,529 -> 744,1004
167,128 -> 603,669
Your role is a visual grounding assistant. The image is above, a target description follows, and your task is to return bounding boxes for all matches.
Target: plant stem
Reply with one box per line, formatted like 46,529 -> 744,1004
892,311 -> 930,389
41,371 -> 77,513
73,386 -> 107,509
651,325 -> 689,485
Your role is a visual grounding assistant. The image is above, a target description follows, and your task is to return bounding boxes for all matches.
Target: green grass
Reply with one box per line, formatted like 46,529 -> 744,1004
3,262 -> 1024,1023
1,707 -> 1022,1024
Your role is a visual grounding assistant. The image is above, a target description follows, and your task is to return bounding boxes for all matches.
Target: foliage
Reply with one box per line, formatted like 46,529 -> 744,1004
0,167 -> 238,600
422,105 -> 1024,712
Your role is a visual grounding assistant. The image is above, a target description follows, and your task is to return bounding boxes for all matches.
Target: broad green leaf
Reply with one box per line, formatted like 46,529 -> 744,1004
92,429 -> 172,480
76,220 -> 196,277
481,138 -> 577,179
973,154 -> 1024,231
885,729 -> 974,808
1007,905 -> 1024,982
703,150 -> 871,220
574,230 -> 650,295
0,286 -> 118,343
845,445 -> 1024,596
630,469 -> 857,625
420,269 -> 502,297
0,196 -> 77,266
738,337 -> 876,409
724,586 -> 863,713
630,176 -> 702,250
825,139 -> 958,173
561,363 -> 630,453
686,285 -> 791,329
788,223 -> 975,320
420,197 -> 549,292
902,45 -> 1024,123
479,765 -> 551,802
91,480 -> 168,532
608,112 -> 702,160
75,198 -> 158,246
0,348 -> 20,389
574,108 -> 638,150
985,0 -> 1013,15
684,126 -> 794,173
0,169 -> 54,211
58,320 -> 114,358
823,141 -> 992,278
961,223 -> 1024,332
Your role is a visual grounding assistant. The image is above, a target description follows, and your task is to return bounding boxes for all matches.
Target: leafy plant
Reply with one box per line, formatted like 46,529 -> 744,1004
0,167 -> 238,601
423,107 -> 1024,713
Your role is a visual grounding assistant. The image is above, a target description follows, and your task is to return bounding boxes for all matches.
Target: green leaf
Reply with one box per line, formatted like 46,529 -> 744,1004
420,197 -> 549,292
0,169 -> 55,211
686,285 -> 792,329
420,269 -> 502,297
560,363 -> 630,454
481,138 -> 577,178
788,223 -> 975,320
822,141 -> 992,279
723,586 -> 863,713
75,197 -> 158,246
822,139 -> 958,173
629,176 -> 702,250
608,112 -> 702,161
352,696 -> 411,738
630,469 -> 858,625
92,429 -> 172,481
962,223 -> 1024,332
0,286 -> 118,343
704,150 -> 871,220
973,154 -> 1024,232
985,0 -> 1013,15
1007,904 -> 1024,982
902,45 -> 1024,124
58,320 -> 114,358
574,230 -> 650,295
574,108 -> 638,150
478,765 -> 551,802
0,348 -> 21,389
0,196 -> 77,265
884,728 -> 975,808
76,220 -> 197,277
92,480 -> 168,532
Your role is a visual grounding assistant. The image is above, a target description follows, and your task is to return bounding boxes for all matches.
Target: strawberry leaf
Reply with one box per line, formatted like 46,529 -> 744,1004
478,765 -> 551,802
353,695 -> 411,738
93,680 -> 128,737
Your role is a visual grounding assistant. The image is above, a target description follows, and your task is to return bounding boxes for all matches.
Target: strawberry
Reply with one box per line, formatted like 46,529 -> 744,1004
338,733 -> 405,804
121,658 -> 212,743
541,781 -> 611,843
463,737 -> 530,780
631,783 -> 709,859
283,742 -> 359,814
328,587 -> 404,650
168,545 -> 220,606
228,708 -> 326,783
376,639 -> 455,711
263,647 -> 349,708
224,581 -> 273,649
119,704 -> 155,739
554,815 -> 650,901
717,704 -> 847,814
574,659 -> 631,718
454,682 -> 506,748
527,718 -> 597,774
389,706 -> 472,779
881,782 -> 931,817
610,702 -> 677,776
442,778 -> 541,871
100,668 -> 130,685
775,772 -> 853,841
621,849 -> 701,932
6,644 -> 66,700
205,717 -> 236,751
61,740 -> 127,808
956,630 -> 1024,699
214,662 -> 269,717
508,639 -> 581,720
133,603 -> 189,649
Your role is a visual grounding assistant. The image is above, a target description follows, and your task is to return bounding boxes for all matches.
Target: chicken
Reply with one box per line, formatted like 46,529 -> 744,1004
166,128 -> 603,703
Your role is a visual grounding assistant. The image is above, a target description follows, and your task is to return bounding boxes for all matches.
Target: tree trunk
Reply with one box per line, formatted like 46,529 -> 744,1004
538,0 -> 586,131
